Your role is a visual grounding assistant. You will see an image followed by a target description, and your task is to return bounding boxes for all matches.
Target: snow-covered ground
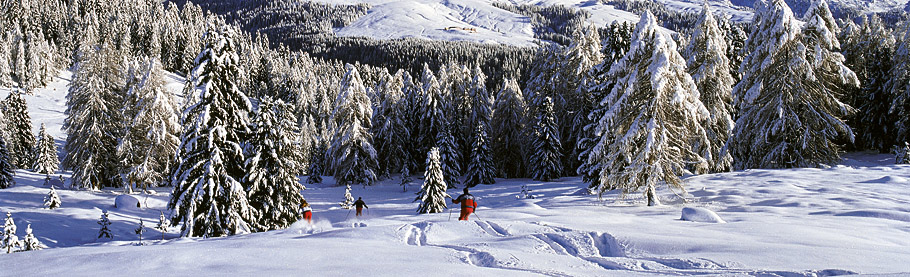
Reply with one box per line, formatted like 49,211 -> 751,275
1,71 -> 910,275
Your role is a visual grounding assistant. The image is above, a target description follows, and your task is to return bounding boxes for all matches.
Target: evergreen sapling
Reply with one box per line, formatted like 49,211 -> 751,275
415,147 -> 449,214
45,185 -> 61,209
340,185 -> 354,209
20,224 -> 42,251
98,210 -> 113,239
2,212 -> 20,253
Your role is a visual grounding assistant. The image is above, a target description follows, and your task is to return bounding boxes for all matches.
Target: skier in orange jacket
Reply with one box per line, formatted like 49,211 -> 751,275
452,188 -> 477,220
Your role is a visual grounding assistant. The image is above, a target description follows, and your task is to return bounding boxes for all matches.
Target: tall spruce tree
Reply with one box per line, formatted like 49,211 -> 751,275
849,16 -> 897,151
372,69 -> 410,177
436,127 -> 461,189
117,58 -> 179,192
890,22 -> 910,146
728,0 -> 854,169
733,0 -> 802,110
4,90 -> 34,168
168,27 -> 255,237
418,64 -> 449,161
685,4 -> 736,173
465,124 -> 495,187
64,44 -> 123,190
563,23 -> 605,173
591,12 -> 709,206
328,64 -> 378,187
801,0 -> 859,106
415,147 -> 449,214
491,78 -> 527,178
32,123 -> 58,175
0,135 -> 14,189
244,97 -> 305,231
530,97 -> 563,181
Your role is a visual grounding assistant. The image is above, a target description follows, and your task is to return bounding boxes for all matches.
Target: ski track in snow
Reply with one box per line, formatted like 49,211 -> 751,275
1,71 -> 909,275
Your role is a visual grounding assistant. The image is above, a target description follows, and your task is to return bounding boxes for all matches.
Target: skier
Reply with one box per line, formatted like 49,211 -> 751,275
452,188 -> 477,221
354,197 -> 368,217
301,199 -> 313,223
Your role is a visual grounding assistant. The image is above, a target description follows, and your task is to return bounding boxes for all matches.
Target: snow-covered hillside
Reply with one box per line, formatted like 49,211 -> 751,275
1,71 -> 909,275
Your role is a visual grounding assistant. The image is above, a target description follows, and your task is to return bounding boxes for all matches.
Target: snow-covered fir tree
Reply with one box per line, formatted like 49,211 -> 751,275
436,127 -> 462,189
45,185 -> 61,209
590,12 -> 709,206
306,143 -> 325,184
577,21 -> 633,190
465,123 -> 495,187
491,78 -> 527,178
418,64 -> 450,160
32,123 -> 58,175
895,143 -> 910,164
0,136 -> 15,189
416,147 -> 449,214
64,44 -> 124,190
20,224 -> 42,251
340,184 -> 354,209
4,90 -> 34,168
372,69 -> 410,177
156,211 -> 168,240
400,167 -> 413,192
733,0 -> 802,110
0,34 -> 13,87
563,23 -> 605,173
244,97 -> 305,231
801,0 -> 859,106
97,210 -> 112,239
117,57 -> 180,193
530,97 -> 563,181
2,212 -> 20,253
468,65 -> 493,136
685,4 -> 735,173
845,16 -> 896,152
168,27 -> 255,237
328,64 -> 378,187
889,23 -> 910,146
135,219 -> 146,245
728,0 -> 854,169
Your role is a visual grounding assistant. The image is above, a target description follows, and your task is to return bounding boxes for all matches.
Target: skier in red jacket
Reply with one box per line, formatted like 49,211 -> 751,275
301,200 -> 313,223
452,188 -> 477,221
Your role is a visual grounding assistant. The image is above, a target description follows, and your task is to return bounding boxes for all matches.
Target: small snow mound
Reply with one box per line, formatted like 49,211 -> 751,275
681,207 -> 726,223
352,222 -> 367,228
114,195 -> 141,209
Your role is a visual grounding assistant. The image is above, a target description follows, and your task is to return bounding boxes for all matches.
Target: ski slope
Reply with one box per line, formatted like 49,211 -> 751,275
1,71 -> 910,275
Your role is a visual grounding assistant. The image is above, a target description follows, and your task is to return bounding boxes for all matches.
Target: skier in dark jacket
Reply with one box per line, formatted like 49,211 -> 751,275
452,188 -> 477,220
354,197 -> 368,217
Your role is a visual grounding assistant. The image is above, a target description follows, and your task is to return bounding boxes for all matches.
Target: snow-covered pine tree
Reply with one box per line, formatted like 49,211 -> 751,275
563,23 -> 604,173
728,0 -> 854,169
895,142 -> 910,164
372,69 -> 410,177
306,143 -> 324,184
491,78 -> 527,178
2,212 -> 20,253
97,210 -> 112,239
328,64 -> 378,187
577,21 -> 633,190
436,127 -> 461,189
117,57 -> 179,193
530,97 -> 563,181
244,97 -> 305,231
400,167 -> 412,192
889,23 -> 910,147
32,123 -> 58,175
0,135 -> 15,189
167,27 -> 255,238
415,147 -> 449,214
417,64 -> 450,161
685,4 -> 735,173
468,65 -> 493,136
0,34 -> 13,87
45,185 -> 61,209
801,0 -> 859,106
840,16 -> 896,152
4,90 -> 34,168
135,219 -> 146,245
591,12 -> 709,206
64,44 -> 124,190
156,211 -> 168,240
465,123 -> 495,187
20,224 -> 42,251
733,0 -> 802,110
340,184 -> 354,209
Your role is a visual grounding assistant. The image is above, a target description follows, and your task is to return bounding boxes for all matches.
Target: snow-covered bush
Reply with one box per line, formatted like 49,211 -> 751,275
2,212 -> 21,253
894,143 -> 910,164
